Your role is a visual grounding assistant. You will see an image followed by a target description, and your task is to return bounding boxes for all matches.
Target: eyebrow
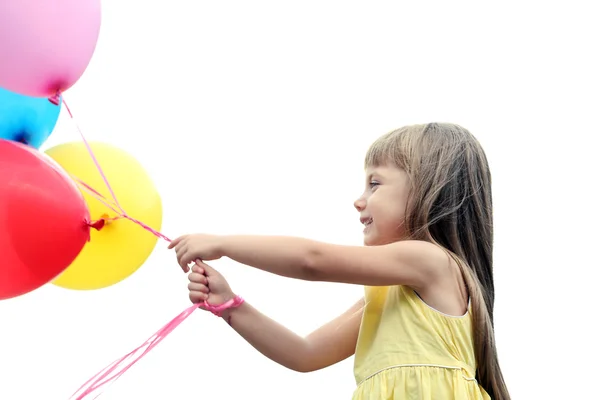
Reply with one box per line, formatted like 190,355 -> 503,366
366,172 -> 383,181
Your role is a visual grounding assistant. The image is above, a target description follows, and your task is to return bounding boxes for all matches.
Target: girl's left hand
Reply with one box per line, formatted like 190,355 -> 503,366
168,233 -> 225,272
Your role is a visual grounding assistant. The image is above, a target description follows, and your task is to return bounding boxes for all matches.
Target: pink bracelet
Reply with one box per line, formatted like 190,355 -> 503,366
201,295 -> 244,317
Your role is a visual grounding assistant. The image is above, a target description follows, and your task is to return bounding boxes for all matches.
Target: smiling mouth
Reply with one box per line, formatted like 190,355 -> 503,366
362,218 -> 373,228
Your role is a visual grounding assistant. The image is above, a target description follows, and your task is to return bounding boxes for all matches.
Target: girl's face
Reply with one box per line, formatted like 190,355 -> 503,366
354,164 -> 410,246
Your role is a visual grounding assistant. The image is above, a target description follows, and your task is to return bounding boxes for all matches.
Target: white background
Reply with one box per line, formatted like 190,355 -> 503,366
1,1 -> 598,399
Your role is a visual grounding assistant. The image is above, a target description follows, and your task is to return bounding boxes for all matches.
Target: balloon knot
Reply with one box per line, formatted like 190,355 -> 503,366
48,93 -> 61,105
89,218 -> 106,231
88,214 -> 112,231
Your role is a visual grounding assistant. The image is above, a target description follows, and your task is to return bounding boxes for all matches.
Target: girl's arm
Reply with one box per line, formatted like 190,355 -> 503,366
219,235 -> 448,290
220,298 -> 364,372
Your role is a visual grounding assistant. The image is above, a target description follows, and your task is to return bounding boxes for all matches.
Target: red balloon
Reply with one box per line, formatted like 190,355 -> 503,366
0,139 -> 91,300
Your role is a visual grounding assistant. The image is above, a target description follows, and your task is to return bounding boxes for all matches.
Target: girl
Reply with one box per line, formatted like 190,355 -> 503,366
169,123 -> 511,400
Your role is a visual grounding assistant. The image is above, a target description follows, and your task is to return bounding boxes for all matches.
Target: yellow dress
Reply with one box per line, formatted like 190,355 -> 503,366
352,285 -> 491,400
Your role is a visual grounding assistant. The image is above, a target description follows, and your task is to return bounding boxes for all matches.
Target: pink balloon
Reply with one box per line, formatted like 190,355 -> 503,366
0,0 -> 102,98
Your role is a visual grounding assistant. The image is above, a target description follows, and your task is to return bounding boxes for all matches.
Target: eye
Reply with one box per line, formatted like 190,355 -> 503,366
369,180 -> 380,189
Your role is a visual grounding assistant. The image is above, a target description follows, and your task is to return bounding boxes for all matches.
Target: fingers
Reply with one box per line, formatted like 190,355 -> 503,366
175,245 -> 187,268
182,260 -> 191,273
188,282 -> 209,294
179,251 -> 201,273
191,262 -> 204,275
182,258 -> 195,272
189,289 -> 208,303
194,261 -> 214,275
168,236 -> 193,272
188,276 -> 209,303
167,235 -> 186,250
175,245 -> 193,272
188,271 -> 208,285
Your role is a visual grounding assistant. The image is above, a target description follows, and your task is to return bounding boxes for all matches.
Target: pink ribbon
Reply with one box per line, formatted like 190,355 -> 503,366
70,304 -> 200,400
57,96 -> 237,399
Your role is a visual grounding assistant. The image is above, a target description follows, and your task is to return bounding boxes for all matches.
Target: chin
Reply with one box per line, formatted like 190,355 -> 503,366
363,234 -> 401,246
363,235 -> 380,246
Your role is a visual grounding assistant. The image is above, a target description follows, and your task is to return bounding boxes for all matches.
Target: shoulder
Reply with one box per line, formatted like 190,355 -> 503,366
388,241 -> 467,315
386,240 -> 452,266
385,240 -> 455,284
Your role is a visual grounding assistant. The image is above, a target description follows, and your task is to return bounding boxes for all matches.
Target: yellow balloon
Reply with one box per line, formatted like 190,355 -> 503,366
45,142 -> 162,290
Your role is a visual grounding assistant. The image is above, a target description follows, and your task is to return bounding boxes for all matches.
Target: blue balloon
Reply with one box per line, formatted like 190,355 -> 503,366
0,87 -> 61,149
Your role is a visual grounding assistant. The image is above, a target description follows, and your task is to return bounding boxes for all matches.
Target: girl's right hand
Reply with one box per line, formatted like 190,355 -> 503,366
188,262 -> 236,307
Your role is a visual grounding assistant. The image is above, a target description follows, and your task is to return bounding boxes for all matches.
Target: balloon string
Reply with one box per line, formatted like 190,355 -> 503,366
61,98 -> 125,215
72,176 -> 120,213
60,96 -> 171,242
69,303 -> 200,400
60,96 -> 242,399
58,95 -> 198,399
71,177 -> 124,231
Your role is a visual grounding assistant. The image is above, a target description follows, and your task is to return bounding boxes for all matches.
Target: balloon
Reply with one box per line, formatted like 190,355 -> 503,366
0,87 -> 62,149
0,0 -> 102,97
0,140 -> 91,301
45,142 -> 163,290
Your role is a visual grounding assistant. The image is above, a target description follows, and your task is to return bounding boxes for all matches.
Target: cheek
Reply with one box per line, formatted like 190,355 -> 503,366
385,210 -> 406,230
371,196 -> 405,226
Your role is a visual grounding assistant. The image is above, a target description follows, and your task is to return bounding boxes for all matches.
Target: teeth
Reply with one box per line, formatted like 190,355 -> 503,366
363,219 -> 372,226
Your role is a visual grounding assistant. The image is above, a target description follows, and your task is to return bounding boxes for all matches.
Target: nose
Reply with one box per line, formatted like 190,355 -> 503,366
354,196 -> 366,212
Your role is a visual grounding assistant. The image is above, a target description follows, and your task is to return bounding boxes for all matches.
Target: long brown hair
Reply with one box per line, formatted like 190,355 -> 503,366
365,123 -> 510,400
